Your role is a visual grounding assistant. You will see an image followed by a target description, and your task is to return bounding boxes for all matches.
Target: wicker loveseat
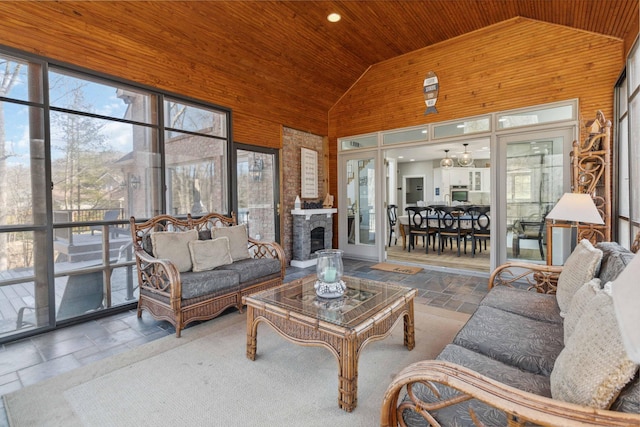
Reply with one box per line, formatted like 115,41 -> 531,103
130,212 -> 285,337
381,240 -> 640,426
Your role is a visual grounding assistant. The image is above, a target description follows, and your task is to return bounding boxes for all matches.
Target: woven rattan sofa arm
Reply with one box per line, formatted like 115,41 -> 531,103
489,261 -> 564,294
248,238 -> 287,278
133,247 -> 182,302
380,360 -> 640,427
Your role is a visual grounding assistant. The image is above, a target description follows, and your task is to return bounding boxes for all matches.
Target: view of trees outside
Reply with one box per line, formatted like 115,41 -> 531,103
0,52 -> 231,338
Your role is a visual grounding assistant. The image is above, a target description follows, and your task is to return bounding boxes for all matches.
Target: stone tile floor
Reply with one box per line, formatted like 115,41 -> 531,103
0,259 -> 489,426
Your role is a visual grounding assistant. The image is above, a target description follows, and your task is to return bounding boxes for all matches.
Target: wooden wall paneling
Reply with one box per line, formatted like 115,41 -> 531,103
233,112 -> 282,149
329,18 -> 624,140
327,18 -> 625,239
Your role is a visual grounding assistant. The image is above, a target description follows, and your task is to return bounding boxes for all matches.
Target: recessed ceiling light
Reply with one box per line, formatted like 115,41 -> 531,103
410,159 -> 415,162
327,13 -> 341,22
398,156 -> 404,159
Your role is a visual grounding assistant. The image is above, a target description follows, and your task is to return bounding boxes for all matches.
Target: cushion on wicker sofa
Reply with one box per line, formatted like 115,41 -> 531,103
480,286 -> 562,324
452,305 -> 564,376
188,237 -> 233,272
139,269 -> 241,302
402,344 -> 552,427
597,241 -> 637,284
212,224 -> 251,261
151,229 -> 199,273
556,239 -> 603,317
215,257 -> 282,284
551,285 -> 639,409
563,278 -> 601,343
611,372 -> 640,414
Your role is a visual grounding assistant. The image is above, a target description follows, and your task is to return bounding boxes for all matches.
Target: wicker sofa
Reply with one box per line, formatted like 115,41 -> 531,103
381,240 -> 640,426
130,213 -> 285,337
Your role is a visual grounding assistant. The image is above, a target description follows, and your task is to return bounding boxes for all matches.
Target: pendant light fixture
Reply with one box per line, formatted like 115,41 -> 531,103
440,149 -> 454,169
458,143 -> 473,167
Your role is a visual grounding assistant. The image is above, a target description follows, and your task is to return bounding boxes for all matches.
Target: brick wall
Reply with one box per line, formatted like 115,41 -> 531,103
282,127 -> 325,263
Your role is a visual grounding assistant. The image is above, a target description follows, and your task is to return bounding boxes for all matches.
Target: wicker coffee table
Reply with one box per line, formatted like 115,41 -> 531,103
242,274 -> 417,412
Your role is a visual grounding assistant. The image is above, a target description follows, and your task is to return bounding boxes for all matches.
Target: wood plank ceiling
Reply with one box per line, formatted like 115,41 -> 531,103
7,1 -> 638,113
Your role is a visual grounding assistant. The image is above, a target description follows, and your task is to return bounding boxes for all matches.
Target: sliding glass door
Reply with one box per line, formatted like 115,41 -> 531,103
234,145 -> 280,242
497,127 -> 573,265
340,154 -> 379,260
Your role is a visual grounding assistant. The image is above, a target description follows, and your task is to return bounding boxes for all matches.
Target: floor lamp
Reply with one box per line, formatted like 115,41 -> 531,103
545,193 -> 604,253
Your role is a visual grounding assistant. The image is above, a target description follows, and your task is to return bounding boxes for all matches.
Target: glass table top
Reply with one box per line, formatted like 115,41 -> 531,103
246,275 -> 415,329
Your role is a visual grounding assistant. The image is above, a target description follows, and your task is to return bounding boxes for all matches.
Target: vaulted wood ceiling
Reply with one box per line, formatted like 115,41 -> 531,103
4,1 -> 638,115
115,0 -> 637,111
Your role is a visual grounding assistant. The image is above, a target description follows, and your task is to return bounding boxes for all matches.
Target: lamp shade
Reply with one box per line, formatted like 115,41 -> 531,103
545,193 -> 604,225
612,251 -> 640,363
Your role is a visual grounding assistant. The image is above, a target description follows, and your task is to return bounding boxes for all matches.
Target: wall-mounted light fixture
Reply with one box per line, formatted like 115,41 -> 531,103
129,175 -> 140,190
249,157 -> 264,182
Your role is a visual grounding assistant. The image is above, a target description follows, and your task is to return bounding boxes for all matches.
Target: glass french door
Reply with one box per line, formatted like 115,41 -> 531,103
234,145 -> 280,242
497,127 -> 573,266
340,154 -> 379,260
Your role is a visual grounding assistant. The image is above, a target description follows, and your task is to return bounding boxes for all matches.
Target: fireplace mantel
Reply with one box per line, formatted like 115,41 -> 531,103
291,208 -> 337,220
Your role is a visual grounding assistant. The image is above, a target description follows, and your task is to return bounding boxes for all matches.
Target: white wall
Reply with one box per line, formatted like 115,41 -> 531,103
396,160 -> 435,213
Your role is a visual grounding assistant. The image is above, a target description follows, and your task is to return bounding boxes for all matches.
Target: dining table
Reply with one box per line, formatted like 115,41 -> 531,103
395,208 -> 484,251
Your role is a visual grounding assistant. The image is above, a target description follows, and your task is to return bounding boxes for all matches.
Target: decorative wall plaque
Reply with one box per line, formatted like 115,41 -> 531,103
423,71 -> 439,115
301,147 -> 318,198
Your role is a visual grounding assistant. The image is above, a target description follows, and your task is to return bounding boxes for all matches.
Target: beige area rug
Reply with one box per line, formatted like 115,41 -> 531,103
3,303 -> 469,427
370,262 -> 423,275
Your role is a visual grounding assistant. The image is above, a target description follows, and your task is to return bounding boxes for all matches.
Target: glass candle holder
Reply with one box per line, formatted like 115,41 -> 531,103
314,249 -> 346,298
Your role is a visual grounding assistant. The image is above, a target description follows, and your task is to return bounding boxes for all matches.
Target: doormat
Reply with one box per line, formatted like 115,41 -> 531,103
370,263 -> 422,275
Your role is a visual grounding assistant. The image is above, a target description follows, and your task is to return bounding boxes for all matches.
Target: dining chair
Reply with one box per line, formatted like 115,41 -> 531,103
386,204 -> 398,247
435,206 -> 470,256
405,206 -> 438,253
467,205 -> 490,257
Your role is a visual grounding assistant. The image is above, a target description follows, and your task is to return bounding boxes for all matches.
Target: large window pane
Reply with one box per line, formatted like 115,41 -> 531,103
165,131 -> 227,216
2,103 -> 47,226
619,115 -> 629,217
433,117 -> 490,139
49,69 -> 154,123
164,98 -> 227,138
497,103 -> 574,129
0,56 -> 41,103
50,111 -> 160,220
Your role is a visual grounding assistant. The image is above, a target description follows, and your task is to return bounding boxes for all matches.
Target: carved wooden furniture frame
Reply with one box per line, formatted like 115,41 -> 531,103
379,259 -> 640,426
130,212 -> 286,337
243,274 -> 417,412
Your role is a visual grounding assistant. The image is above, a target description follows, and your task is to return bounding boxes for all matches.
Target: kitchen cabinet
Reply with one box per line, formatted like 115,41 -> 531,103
468,168 -> 490,192
433,167 -> 490,202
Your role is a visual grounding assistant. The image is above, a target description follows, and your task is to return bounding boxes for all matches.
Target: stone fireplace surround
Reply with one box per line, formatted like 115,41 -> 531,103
290,208 -> 337,268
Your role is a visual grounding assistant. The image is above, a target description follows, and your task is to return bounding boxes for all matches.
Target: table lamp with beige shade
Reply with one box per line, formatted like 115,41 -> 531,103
545,193 -> 605,252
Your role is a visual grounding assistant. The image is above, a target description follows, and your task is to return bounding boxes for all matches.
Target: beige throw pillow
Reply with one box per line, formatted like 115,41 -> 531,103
151,229 -> 198,273
563,278 -> 601,344
188,237 -> 233,272
551,285 -> 638,409
556,239 -> 603,317
212,224 -> 250,261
